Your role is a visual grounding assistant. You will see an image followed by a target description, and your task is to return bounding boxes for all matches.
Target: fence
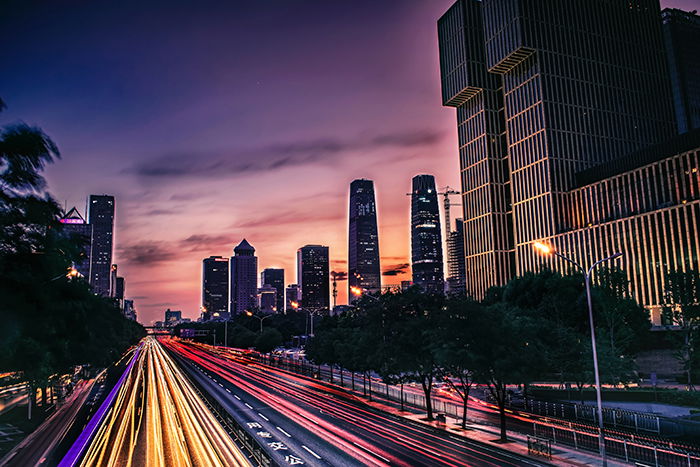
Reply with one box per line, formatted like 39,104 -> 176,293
260,354 -> 700,467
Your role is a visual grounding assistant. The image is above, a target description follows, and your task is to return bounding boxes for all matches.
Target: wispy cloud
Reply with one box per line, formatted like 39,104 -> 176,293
124,129 -> 443,179
382,263 -> 410,276
117,241 -> 178,265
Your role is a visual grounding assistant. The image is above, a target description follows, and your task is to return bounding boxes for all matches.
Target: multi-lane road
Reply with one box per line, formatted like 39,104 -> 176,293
59,337 -> 251,467
163,338 -> 549,467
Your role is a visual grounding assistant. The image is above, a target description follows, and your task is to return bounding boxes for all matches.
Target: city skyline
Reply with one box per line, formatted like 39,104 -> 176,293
1,0 -> 693,323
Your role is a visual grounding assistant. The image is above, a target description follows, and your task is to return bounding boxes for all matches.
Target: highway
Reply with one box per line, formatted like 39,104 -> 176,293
61,337 -> 251,467
164,338 -> 549,467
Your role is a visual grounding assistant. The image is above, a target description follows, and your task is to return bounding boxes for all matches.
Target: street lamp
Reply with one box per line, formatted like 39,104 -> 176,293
49,266 -> 80,282
245,310 -> 272,334
533,241 -> 622,466
350,286 -> 379,302
289,301 -> 322,337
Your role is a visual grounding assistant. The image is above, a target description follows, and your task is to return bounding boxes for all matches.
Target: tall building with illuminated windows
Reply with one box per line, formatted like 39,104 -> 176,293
87,195 -> 115,296
410,175 -> 444,292
348,179 -> 381,298
438,0 -> 700,324
229,239 -> 258,316
203,256 -> 229,320
297,245 -> 330,310
59,207 -> 92,278
261,268 -> 285,313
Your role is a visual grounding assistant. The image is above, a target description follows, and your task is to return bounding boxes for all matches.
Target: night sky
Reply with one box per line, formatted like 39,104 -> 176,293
1,0 -> 694,323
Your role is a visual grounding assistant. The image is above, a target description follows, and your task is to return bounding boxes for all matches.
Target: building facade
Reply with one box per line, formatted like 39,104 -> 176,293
662,8 -> 700,134
59,207 -> 92,278
229,239 -> 258,316
297,245 -> 330,310
285,284 -> 300,312
258,285 -> 277,313
87,195 -> 115,296
261,268 -> 285,313
202,255 -> 229,320
348,179 -> 381,297
410,175 -> 444,292
446,218 -> 467,294
438,0 -> 676,299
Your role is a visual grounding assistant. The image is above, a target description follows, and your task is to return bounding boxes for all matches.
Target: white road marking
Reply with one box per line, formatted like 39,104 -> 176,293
302,445 -> 322,459
276,426 -> 292,437
234,395 -> 241,400
225,388 -> 231,393
258,413 -> 269,421
245,403 -> 253,409
353,442 -> 390,463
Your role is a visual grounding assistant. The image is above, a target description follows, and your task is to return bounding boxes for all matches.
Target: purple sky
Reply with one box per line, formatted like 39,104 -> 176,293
0,0 -> 694,323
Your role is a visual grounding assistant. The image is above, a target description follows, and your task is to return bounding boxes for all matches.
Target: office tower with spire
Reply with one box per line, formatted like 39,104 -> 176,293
297,245 -> 330,310
229,239 -> 258,316
87,195 -> 115,296
261,268 -> 285,313
410,175 -> 444,292
348,179 -> 381,298
203,255 -> 229,320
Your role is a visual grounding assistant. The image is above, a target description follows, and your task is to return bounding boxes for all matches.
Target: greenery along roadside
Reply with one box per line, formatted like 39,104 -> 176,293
0,98 -> 145,399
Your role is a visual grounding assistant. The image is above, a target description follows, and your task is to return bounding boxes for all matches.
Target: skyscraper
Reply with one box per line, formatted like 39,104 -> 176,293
87,195 -> 115,296
59,207 -> 92,278
229,239 -> 258,316
297,245 -> 330,310
662,8 -> 700,134
202,255 -> 229,320
410,175 -> 444,292
114,276 -> 125,300
258,285 -> 277,313
261,268 -> 285,313
109,264 -> 119,298
438,0 -> 675,299
446,219 -> 466,294
348,179 -> 381,298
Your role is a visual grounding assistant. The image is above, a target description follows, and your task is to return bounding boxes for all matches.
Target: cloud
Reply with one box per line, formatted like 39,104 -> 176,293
145,208 -> 177,216
169,191 -> 212,201
179,234 -> 232,251
234,209 -> 344,229
382,263 -> 410,276
124,129 -> 443,179
331,271 -> 348,281
117,241 -> 178,265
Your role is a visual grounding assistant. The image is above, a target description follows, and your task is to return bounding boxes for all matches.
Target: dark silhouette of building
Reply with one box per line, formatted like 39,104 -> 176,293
446,218 -> 466,294
348,179 -> 381,298
229,239 -> 258,316
87,195 -> 115,296
261,268 -> 285,313
59,207 -> 92,278
438,0 -> 675,299
202,255 -> 229,320
285,284 -> 300,312
410,175 -> 444,292
258,285 -> 277,313
114,276 -> 125,300
165,308 -> 182,325
662,8 -> 700,134
297,245 -> 330,310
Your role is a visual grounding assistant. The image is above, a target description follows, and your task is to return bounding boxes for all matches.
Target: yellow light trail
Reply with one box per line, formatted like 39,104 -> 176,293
79,337 -> 251,467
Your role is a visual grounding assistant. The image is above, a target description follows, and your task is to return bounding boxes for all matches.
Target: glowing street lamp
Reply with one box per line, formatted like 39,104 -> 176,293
533,241 -> 622,466
350,286 -> 379,302
245,310 -> 272,334
49,266 -> 81,282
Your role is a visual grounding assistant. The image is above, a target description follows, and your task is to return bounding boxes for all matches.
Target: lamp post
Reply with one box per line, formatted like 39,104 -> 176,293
289,301 -> 322,337
350,286 -> 379,302
48,266 -> 80,283
245,310 -> 272,334
533,241 -> 622,467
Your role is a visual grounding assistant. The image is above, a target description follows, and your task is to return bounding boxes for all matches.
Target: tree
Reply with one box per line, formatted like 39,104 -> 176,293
432,296 -> 479,428
255,328 -> 283,353
662,269 -> 700,390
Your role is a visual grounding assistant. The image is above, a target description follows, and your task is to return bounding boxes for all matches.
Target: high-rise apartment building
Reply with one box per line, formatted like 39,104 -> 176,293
348,179 -> 381,297
87,195 -> 115,296
258,285 -> 277,313
297,245 -> 330,310
410,175 -> 444,292
59,207 -> 92,278
438,0 -> 675,299
446,219 -> 466,294
285,284 -> 300,312
662,8 -> 700,134
202,255 -> 229,320
229,240 -> 258,316
261,268 -> 285,313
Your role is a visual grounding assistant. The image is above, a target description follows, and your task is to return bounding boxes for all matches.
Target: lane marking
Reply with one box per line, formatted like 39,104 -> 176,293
234,395 -> 241,400
258,413 -> 269,421
218,383 -> 224,387
276,427 -> 292,438
302,445 -> 322,459
244,403 -> 253,409
225,388 -> 231,393
353,442 -> 390,463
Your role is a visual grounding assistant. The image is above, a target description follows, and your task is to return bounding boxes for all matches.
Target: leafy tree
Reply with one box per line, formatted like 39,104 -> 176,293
255,328 -> 283,353
662,269 -> 700,390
